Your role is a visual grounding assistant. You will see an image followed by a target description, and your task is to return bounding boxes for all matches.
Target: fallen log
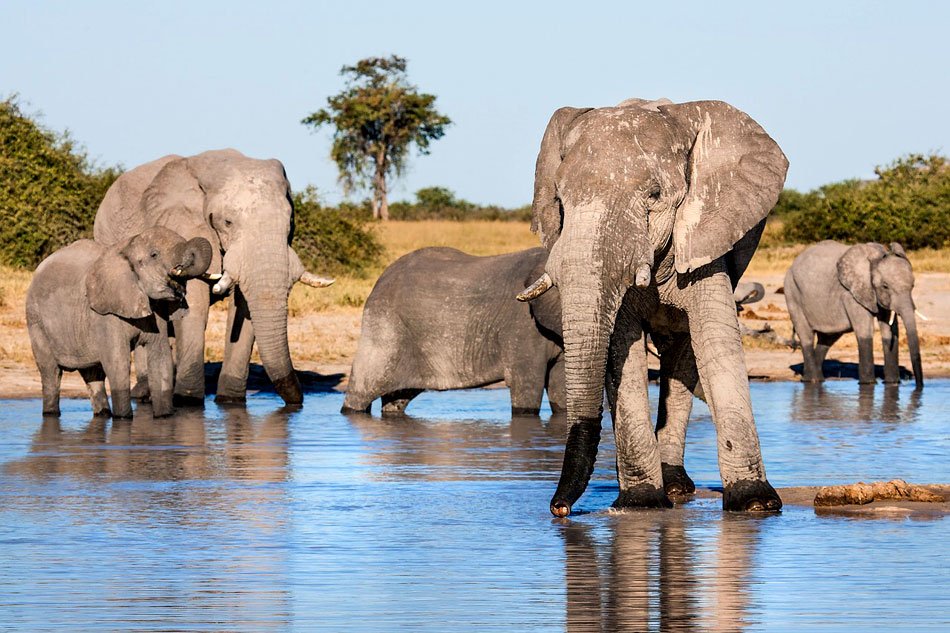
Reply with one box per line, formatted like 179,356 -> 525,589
814,479 -> 945,506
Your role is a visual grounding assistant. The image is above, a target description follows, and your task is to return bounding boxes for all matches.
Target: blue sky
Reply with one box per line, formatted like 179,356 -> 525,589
3,1 -> 947,206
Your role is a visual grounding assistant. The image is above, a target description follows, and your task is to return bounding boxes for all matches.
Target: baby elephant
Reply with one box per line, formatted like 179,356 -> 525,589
785,240 -> 922,388
343,247 -> 564,416
27,227 -> 213,417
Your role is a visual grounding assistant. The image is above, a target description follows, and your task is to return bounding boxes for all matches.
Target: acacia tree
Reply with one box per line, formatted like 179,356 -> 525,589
302,55 -> 451,220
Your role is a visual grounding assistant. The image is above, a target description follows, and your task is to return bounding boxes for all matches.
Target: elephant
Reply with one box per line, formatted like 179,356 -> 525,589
26,227 -> 212,418
784,240 -> 923,388
342,246 -> 564,416
93,149 -> 333,406
520,97 -> 788,515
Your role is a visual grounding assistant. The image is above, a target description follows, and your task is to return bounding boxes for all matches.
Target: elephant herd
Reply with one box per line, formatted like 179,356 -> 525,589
26,98 -> 925,517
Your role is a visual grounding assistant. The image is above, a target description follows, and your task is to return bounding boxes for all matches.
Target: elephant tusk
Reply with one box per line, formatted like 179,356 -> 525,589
212,271 -> 234,295
634,263 -> 652,288
915,309 -> 930,321
200,272 -> 223,281
516,272 -> 554,302
299,271 -> 335,288
888,310 -> 896,326
169,266 -> 185,277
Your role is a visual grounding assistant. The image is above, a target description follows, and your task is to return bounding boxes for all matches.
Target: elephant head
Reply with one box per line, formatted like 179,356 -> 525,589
87,227 -> 212,319
139,149 -> 330,403
524,100 -> 787,514
837,242 -> 923,388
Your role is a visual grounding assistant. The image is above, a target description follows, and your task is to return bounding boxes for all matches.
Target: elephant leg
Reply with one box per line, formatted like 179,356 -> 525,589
173,277 -> 210,406
381,389 -> 422,416
216,287 -> 254,404
653,333 -> 697,496
545,353 -> 566,414
879,317 -> 900,384
791,321 -> 821,382
607,308 -> 670,509
130,345 -> 150,400
856,336 -> 876,384
144,323 -> 175,418
29,325 -> 62,416
506,353 -> 547,416
687,270 -> 781,512
78,365 -> 110,417
342,318 -> 403,414
814,332 -> 842,368
100,339 -> 133,419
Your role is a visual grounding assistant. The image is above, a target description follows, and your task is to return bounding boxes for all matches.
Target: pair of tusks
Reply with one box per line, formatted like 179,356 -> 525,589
197,270 -> 335,295
886,309 -> 930,326
515,263 -> 652,302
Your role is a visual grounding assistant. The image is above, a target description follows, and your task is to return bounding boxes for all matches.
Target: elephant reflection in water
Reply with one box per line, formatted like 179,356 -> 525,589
791,384 -> 921,426
560,512 -> 761,632
344,411 -> 568,480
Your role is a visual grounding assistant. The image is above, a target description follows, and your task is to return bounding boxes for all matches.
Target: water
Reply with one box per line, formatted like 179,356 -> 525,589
1,380 -> 948,631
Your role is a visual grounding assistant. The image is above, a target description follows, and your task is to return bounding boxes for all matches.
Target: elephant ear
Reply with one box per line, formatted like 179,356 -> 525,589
837,243 -> 887,312
659,101 -> 789,274
85,246 -> 152,319
889,242 -> 908,260
531,106 -> 592,249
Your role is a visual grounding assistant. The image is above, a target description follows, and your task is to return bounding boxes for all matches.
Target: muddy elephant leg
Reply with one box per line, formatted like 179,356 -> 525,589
506,352 -> 547,416
144,321 -> 175,418
607,308 -> 670,509
546,353 -> 566,414
130,345 -> 150,400
856,336 -> 875,384
173,277 -> 210,405
653,333 -> 697,496
100,338 -> 133,419
29,325 -> 62,416
216,287 -> 254,404
78,365 -> 110,417
381,389 -> 423,416
789,315 -> 821,383
879,317 -> 900,384
687,271 -> 781,512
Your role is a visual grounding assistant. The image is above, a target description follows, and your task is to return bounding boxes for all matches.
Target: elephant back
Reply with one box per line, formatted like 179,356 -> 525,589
93,155 -> 182,246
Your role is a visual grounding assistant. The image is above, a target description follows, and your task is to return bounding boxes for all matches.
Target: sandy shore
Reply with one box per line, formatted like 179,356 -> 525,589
3,272 -> 948,400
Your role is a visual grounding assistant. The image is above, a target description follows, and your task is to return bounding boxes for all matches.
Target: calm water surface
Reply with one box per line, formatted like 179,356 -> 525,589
1,380 -> 948,631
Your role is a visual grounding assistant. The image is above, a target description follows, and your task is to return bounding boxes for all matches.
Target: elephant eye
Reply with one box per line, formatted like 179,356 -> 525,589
224,219 -> 233,227
150,251 -> 159,259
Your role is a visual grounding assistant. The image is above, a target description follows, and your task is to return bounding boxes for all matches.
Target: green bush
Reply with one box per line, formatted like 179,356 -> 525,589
388,186 -> 531,221
0,96 -> 121,268
780,154 -> 950,249
292,186 -> 383,276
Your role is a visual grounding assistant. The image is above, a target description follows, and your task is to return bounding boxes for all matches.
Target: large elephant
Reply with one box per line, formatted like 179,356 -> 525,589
784,240 -> 923,388
342,247 -> 564,416
94,149 -> 332,405
521,98 -> 788,515
26,227 -> 212,418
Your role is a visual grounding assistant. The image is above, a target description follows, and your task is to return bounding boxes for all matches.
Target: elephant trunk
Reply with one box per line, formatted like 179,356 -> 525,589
237,240 -> 302,405
171,238 -> 213,278
549,241 -> 629,517
899,303 -> 924,390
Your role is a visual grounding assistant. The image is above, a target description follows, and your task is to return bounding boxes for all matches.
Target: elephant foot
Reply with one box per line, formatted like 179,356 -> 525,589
612,484 -> 674,510
340,403 -> 371,415
214,393 -> 246,405
130,380 -> 150,401
722,479 -> 783,512
173,393 -> 205,407
42,407 -> 61,417
661,463 -> 696,496
91,407 -> 112,418
512,407 -> 541,417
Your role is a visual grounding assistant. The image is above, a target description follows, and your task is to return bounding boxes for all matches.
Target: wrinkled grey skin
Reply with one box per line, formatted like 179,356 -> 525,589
527,98 -> 788,515
26,227 -> 212,418
343,247 -> 564,416
785,240 -> 922,388
94,149 -> 329,405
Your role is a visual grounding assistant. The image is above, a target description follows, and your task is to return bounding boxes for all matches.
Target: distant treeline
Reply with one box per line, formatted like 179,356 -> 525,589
773,154 -> 950,249
0,97 -> 120,268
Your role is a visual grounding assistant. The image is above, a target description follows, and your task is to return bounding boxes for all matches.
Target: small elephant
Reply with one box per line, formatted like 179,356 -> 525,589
785,240 -> 922,388
342,247 -> 564,416
26,227 -> 213,418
